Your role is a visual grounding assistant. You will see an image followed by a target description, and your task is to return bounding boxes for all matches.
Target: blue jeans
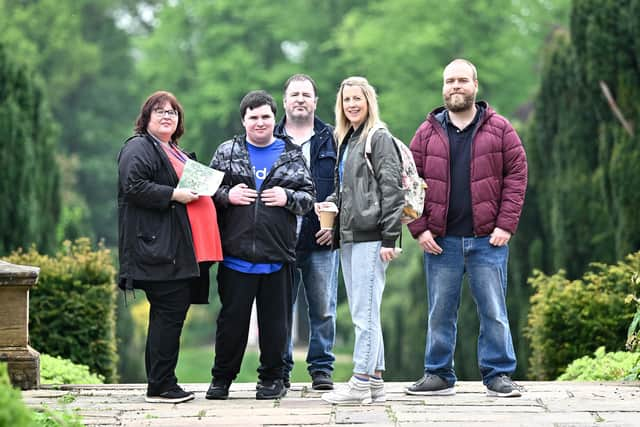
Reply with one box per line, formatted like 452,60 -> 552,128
284,249 -> 339,376
341,241 -> 387,375
423,236 -> 516,385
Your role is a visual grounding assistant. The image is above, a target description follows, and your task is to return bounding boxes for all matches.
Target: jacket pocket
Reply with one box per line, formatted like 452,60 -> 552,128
135,209 -> 176,264
351,178 -> 380,231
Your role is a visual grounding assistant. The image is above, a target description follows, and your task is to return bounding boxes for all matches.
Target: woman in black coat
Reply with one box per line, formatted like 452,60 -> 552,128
117,91 -> 222,403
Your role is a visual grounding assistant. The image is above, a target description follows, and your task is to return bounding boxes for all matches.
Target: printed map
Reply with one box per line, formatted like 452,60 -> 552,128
177,159 -> 225,196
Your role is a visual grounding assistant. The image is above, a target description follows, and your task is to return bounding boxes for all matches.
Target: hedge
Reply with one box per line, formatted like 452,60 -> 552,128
526,251 -> 640,379
4,238 -> 118,382
0,363 -> 31,427
557,347 -> 640,381
41,354 -> 104,385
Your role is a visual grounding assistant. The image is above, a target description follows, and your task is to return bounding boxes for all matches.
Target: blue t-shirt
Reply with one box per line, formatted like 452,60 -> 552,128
223,138 -> 286,274
247,138 -> 286,190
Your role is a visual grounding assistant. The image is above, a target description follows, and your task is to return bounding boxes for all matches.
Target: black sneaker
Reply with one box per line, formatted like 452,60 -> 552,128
405,373 -> 455,396
486,374 -> 523,397
256,378 -> 287,400
145,385 -> 195,403
257,376 -> 290,390
205,378 -> 231,400
311,371 -> 334,391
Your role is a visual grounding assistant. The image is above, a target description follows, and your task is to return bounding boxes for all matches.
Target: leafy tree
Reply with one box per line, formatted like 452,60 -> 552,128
520,0 -> 640,280
1,0 -> 148,245
0,38 -> 60,254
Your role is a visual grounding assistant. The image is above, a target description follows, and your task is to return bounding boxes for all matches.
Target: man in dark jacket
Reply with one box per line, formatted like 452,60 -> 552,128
274,74 -> 339,391
406,59 -> 528,398
205,90 -> 314,400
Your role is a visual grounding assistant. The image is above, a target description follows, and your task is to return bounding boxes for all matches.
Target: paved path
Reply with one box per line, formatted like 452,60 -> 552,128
23,381 -> 640,426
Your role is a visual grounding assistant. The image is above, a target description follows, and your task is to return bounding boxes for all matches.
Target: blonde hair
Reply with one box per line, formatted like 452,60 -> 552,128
334,76 -> 385,146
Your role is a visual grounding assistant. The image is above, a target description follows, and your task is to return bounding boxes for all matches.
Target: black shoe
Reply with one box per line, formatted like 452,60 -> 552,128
205,378 -> 231,400
256,379 -> 287,400
311,371 -> 334,391
145,385 -> 195,403
257,376 -> 290,390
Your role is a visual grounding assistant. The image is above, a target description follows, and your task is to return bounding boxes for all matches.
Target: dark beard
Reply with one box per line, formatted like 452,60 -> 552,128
444,92 -> 475,112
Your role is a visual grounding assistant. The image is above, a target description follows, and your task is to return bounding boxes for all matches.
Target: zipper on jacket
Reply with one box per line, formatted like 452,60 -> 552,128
468,110 -> 488,237
252,198 -> 259,258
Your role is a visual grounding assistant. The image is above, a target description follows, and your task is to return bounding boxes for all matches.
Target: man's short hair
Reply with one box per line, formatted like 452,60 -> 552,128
283,74 -> 318,98
446,58 -> 478,81
240,90 -> 277,118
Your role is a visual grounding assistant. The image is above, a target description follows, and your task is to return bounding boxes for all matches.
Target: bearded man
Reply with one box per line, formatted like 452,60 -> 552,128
405,59 -> 528,398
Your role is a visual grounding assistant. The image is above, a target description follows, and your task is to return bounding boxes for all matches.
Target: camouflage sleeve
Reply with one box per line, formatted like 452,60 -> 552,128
209,143 -> 231,208
284,158 -> 315,215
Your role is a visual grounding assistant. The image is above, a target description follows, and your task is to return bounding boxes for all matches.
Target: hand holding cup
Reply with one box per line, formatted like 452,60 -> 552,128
315,202 -> 339,230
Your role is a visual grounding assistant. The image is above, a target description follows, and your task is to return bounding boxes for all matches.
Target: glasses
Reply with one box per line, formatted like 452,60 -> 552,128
152,108 -> 179,118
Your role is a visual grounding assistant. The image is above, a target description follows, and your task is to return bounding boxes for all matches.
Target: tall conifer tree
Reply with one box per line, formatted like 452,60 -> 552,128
0,40 -> 60,254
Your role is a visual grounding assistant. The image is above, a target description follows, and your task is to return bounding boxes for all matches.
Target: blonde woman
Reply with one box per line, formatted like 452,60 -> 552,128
318,77 -> 404,404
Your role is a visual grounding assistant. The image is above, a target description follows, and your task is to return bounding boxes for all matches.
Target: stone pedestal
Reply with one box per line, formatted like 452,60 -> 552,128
0,260 -> 40,389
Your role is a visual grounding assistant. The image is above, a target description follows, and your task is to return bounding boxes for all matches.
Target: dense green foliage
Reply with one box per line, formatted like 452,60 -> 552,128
135,0 -> 569,156
0,364 -> 32,427
0,39 -> 60,254
0,0 -> 148,244
31,409 -> 84,427
510,0 -> 640,381
626,274 -> 640,352
517,0 -> 640,280
558,347 -> 640,381
527,251 -> 640,380
0,364 -> 84,427
41,354 -> 105,385
4,239 -> 118,383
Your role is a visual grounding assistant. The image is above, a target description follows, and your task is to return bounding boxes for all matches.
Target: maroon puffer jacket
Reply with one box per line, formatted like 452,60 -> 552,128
407,102 -> 527,239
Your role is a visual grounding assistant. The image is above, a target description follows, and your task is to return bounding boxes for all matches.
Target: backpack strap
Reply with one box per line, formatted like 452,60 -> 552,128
365,123 -> 404,250
364,123 -> 388,173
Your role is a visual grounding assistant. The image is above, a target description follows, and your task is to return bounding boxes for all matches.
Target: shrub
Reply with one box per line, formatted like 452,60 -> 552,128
4,238 -> 118,382
40,354 -> 104,384
526,251 -> 640,379
0,363 -> 32,427
31,408 -> 84,427
558,347 -> 640,381
626,274 -> 640,352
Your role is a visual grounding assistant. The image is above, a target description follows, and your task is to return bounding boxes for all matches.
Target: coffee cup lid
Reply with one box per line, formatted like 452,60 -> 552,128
320,205 -> 338,213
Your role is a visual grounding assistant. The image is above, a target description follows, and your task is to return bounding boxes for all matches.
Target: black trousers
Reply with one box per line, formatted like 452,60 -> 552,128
212,264 -> 292,382
139,280 -> 191,395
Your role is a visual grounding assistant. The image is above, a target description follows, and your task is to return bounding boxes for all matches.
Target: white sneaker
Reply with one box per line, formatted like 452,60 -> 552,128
370,377 -> 386,403
321,376 -> 372,404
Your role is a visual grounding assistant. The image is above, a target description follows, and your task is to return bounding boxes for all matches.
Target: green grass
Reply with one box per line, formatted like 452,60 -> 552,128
176,346 -> 353,383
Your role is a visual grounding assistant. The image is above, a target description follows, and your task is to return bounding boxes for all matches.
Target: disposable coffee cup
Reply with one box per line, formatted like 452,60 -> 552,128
319,206 -> 338,230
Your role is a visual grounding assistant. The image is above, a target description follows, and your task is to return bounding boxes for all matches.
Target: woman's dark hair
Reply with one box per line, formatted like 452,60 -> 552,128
134,91 -> 185,143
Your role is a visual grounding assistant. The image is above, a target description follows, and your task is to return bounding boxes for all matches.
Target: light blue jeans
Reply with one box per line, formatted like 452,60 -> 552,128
341,241 -> 388,375
284,249 -> 339,376
423,235 -> 516,385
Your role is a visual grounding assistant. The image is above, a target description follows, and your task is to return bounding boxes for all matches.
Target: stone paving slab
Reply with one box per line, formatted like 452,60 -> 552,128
22,381 -> 640,426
